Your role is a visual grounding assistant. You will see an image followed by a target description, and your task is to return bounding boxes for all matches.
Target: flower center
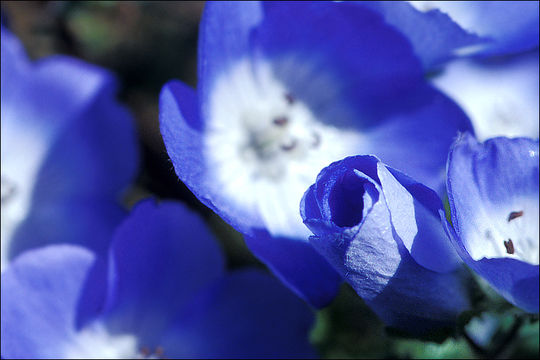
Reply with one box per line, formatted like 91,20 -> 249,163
479,201 -> 539,265
205,58 -> 364,236
238,92 -> 323,181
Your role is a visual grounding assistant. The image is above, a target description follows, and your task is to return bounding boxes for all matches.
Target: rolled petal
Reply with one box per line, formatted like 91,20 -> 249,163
301,155 -> 471,333
377,163 -> 461,273
160,269 -> 316,359
446,133 -> 539,312
103,199 -> 226,345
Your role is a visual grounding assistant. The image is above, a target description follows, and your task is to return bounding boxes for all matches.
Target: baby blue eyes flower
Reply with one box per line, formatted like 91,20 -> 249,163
300,155 -> 470,334
1,26 -> 138,270
1,200 -> 316,359
445,133 -> 539,313
160,1 -> 473,308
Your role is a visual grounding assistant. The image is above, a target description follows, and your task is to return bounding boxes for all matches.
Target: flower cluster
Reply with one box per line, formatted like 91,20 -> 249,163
1,1 -> 538,358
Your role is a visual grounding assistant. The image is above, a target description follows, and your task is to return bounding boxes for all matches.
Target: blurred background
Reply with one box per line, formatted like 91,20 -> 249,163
2,2 -> 538,358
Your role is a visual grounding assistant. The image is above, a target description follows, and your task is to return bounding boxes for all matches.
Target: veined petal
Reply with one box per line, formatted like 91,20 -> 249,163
446,133 -> 539,312
377,163 -> 461,273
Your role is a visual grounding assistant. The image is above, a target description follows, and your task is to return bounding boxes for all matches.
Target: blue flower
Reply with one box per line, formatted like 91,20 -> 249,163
160,1 -> 473,307
300,155 -> 471,334
445,133 -> 539,313
1,200 -> 316,359
1,26 -> 138,270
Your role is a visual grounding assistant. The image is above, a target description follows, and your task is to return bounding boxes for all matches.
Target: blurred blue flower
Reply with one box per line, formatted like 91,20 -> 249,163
300,155 -> 471,334
445,133 -> 539,313
0,26 -> 138,271
1,200 -> 316,359
431,50 -> 539,141
160,1 -> 473,308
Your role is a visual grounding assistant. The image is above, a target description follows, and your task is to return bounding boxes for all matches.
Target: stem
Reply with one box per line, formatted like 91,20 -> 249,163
489,315 -> 524,359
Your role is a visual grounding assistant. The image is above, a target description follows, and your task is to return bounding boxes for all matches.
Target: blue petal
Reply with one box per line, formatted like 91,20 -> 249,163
254,1 -> 427,123
198,1 -> 263,121
365,90 -> 474,194
253,1 -> 473,192
431,50 -> 539,141
2,35 -> 138,263
159,80 -> 265,234
377,163 -> 461,273
244,230 -> 342,309
1,25 -> 31,106
446,133 -> 539,312
103,199 -> 226,345
360,1 -> 484,70
159,269 -> 316,359
425,1 -> 539,57
1,245 -> 97,359
160,80 -> 340,308
9,200 -> 126,261
302,156 -> 471,333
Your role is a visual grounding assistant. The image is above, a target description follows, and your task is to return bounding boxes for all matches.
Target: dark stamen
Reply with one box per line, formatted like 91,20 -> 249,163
273,116 -> 289,126
504,239 -> 515,254
507,210 -> 523,222
285,93 -> 295,105
281,139 -> 297,151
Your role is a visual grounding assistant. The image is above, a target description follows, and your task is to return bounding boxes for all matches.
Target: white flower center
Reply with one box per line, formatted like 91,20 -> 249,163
467,197 -> 539,265
1,113 -> 50,271
205,59 -> 364,237
63,322 -> 165,359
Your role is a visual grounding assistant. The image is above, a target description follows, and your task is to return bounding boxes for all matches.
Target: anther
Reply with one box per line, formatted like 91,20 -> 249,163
140,347 -> 150,357
280,139 -> 298,151
285,93 -> 295,105
504,239 -> 515,254
273,116 -> 289,127
507,210 -> 523,222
